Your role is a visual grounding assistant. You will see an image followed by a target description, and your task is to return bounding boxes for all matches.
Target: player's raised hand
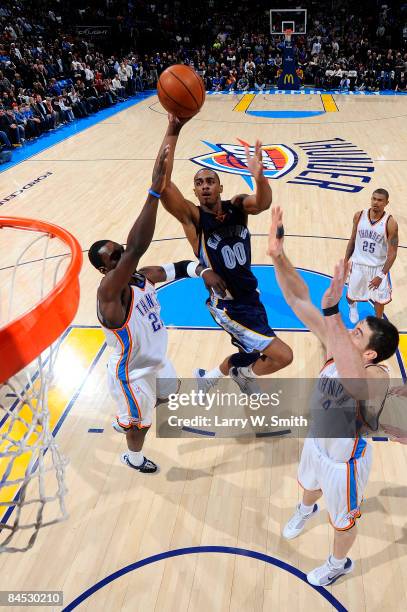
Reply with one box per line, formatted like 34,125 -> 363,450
321,259 -> 351,309
151,144 -> 169,195
388,384 -> 407,397
381,423 -> 407,444
267,206 -> 285,258
168,113 -> 192,133
245,140 -> 264,181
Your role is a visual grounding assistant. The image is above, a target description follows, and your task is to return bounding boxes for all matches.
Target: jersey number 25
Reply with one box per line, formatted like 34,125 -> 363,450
362,241 -> 375,254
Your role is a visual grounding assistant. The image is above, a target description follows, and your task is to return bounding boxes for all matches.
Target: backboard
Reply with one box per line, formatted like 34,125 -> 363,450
270,9 -> 307,35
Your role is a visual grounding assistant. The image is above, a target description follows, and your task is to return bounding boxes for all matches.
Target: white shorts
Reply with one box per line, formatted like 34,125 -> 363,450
108,358 -> 178,429
347,262 -> 392,304
297,438 -> 372,530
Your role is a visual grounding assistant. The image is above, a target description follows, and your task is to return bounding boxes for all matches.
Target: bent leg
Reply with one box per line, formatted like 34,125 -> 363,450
252,337 -> 293,375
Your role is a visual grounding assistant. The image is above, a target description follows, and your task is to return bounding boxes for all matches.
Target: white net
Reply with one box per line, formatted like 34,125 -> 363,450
0,224 -> 74,553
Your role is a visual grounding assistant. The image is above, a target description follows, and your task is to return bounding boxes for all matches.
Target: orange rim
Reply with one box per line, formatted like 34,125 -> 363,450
0,217 -> 82,383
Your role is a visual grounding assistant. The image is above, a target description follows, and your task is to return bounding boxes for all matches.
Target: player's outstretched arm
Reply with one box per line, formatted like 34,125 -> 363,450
153,114 -> 199,229
99,146 -> 169,301
232,141 -> 272,215
267,206 -> 327,346
322,259 -> 389,398
344,211 -> 361,266
139,261 -> 227,296
153,115 -> 189,181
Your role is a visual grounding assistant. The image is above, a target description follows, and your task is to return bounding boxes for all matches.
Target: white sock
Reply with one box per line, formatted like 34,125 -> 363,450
349,302 -> 357,309
299,502 -> 315,515
239,365 -> 258,378
205,367 -> 224,378
330,554 -> 346,568
128,450 -> 144,467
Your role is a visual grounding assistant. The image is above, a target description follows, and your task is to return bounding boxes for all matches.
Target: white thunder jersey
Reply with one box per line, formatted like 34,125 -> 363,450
352,209 -> 390,266
100,276 -> 168,380
311,359 -> 388,462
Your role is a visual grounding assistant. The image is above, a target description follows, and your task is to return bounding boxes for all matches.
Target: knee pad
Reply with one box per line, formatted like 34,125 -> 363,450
229,351 -> 260,368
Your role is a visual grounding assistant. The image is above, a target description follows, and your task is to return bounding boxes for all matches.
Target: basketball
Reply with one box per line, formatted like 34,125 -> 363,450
157,64 -> 206,118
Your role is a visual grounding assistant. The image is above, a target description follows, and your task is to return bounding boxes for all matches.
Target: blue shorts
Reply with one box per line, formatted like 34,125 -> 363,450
207,295 -> 276,353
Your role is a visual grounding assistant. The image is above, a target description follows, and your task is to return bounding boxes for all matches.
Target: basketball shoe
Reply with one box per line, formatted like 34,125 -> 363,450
194,368 -> 219,393
307,555 -> 354,586
282,503 -> 319,539
120,453 -> 159,474
229,366 -> 261,396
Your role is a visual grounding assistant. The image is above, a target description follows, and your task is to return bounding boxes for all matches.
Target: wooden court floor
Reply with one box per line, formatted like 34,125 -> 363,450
1,92 -> 407,611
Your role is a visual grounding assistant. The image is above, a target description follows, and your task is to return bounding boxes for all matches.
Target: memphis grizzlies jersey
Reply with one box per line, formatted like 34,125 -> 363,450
98,274 -> 168,379
198,200 -> 258,301
310,359 -> 388,462
352,209 -> 390,266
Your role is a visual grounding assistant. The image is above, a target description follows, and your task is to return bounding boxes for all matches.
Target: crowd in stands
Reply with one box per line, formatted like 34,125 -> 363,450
0,0 -> 407,160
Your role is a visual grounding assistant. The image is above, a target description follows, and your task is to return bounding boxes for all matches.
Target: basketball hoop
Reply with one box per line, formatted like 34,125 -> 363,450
0,217 -> 82,552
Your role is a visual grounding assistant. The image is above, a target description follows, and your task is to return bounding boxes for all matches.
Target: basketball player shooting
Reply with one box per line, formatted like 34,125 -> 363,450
267,206 -> 399,586
88,145 -> 227,473
153,115 -> 293,394
344,188 -> 398,322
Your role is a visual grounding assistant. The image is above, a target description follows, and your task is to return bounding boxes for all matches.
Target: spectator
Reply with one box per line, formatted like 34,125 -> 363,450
117,62 -> 128,95
124,59 -> 134,95
244,58 -> 255,73
0,105 -> 23,146
0,70 -> 11,94
254,68 -> 265,91
132,59 -> 144,92
111,74 -> 126,100
21,103 -> 42,137
68,88 -> 89,118
332,64 -> 343,88
32,95 -> 54,130
49,78 -> 62,97
339,73 -> 350,90
348,68 -> 358,90
311,37 -> 322,56
84,64 -> 94,83
44,98 -> 58,127
0,129 -> 12,149
53,96 -> 74,123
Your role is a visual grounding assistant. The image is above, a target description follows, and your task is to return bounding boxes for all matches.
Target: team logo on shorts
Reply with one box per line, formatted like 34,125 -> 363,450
346,507 -> 361,521
191,139 -> 298,188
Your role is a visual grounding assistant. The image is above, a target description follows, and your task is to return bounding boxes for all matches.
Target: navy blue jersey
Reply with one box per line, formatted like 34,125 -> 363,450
198,200 -> 258,301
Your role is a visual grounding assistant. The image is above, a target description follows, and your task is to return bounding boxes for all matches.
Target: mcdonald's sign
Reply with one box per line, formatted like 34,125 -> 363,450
284,74 -> 294,84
